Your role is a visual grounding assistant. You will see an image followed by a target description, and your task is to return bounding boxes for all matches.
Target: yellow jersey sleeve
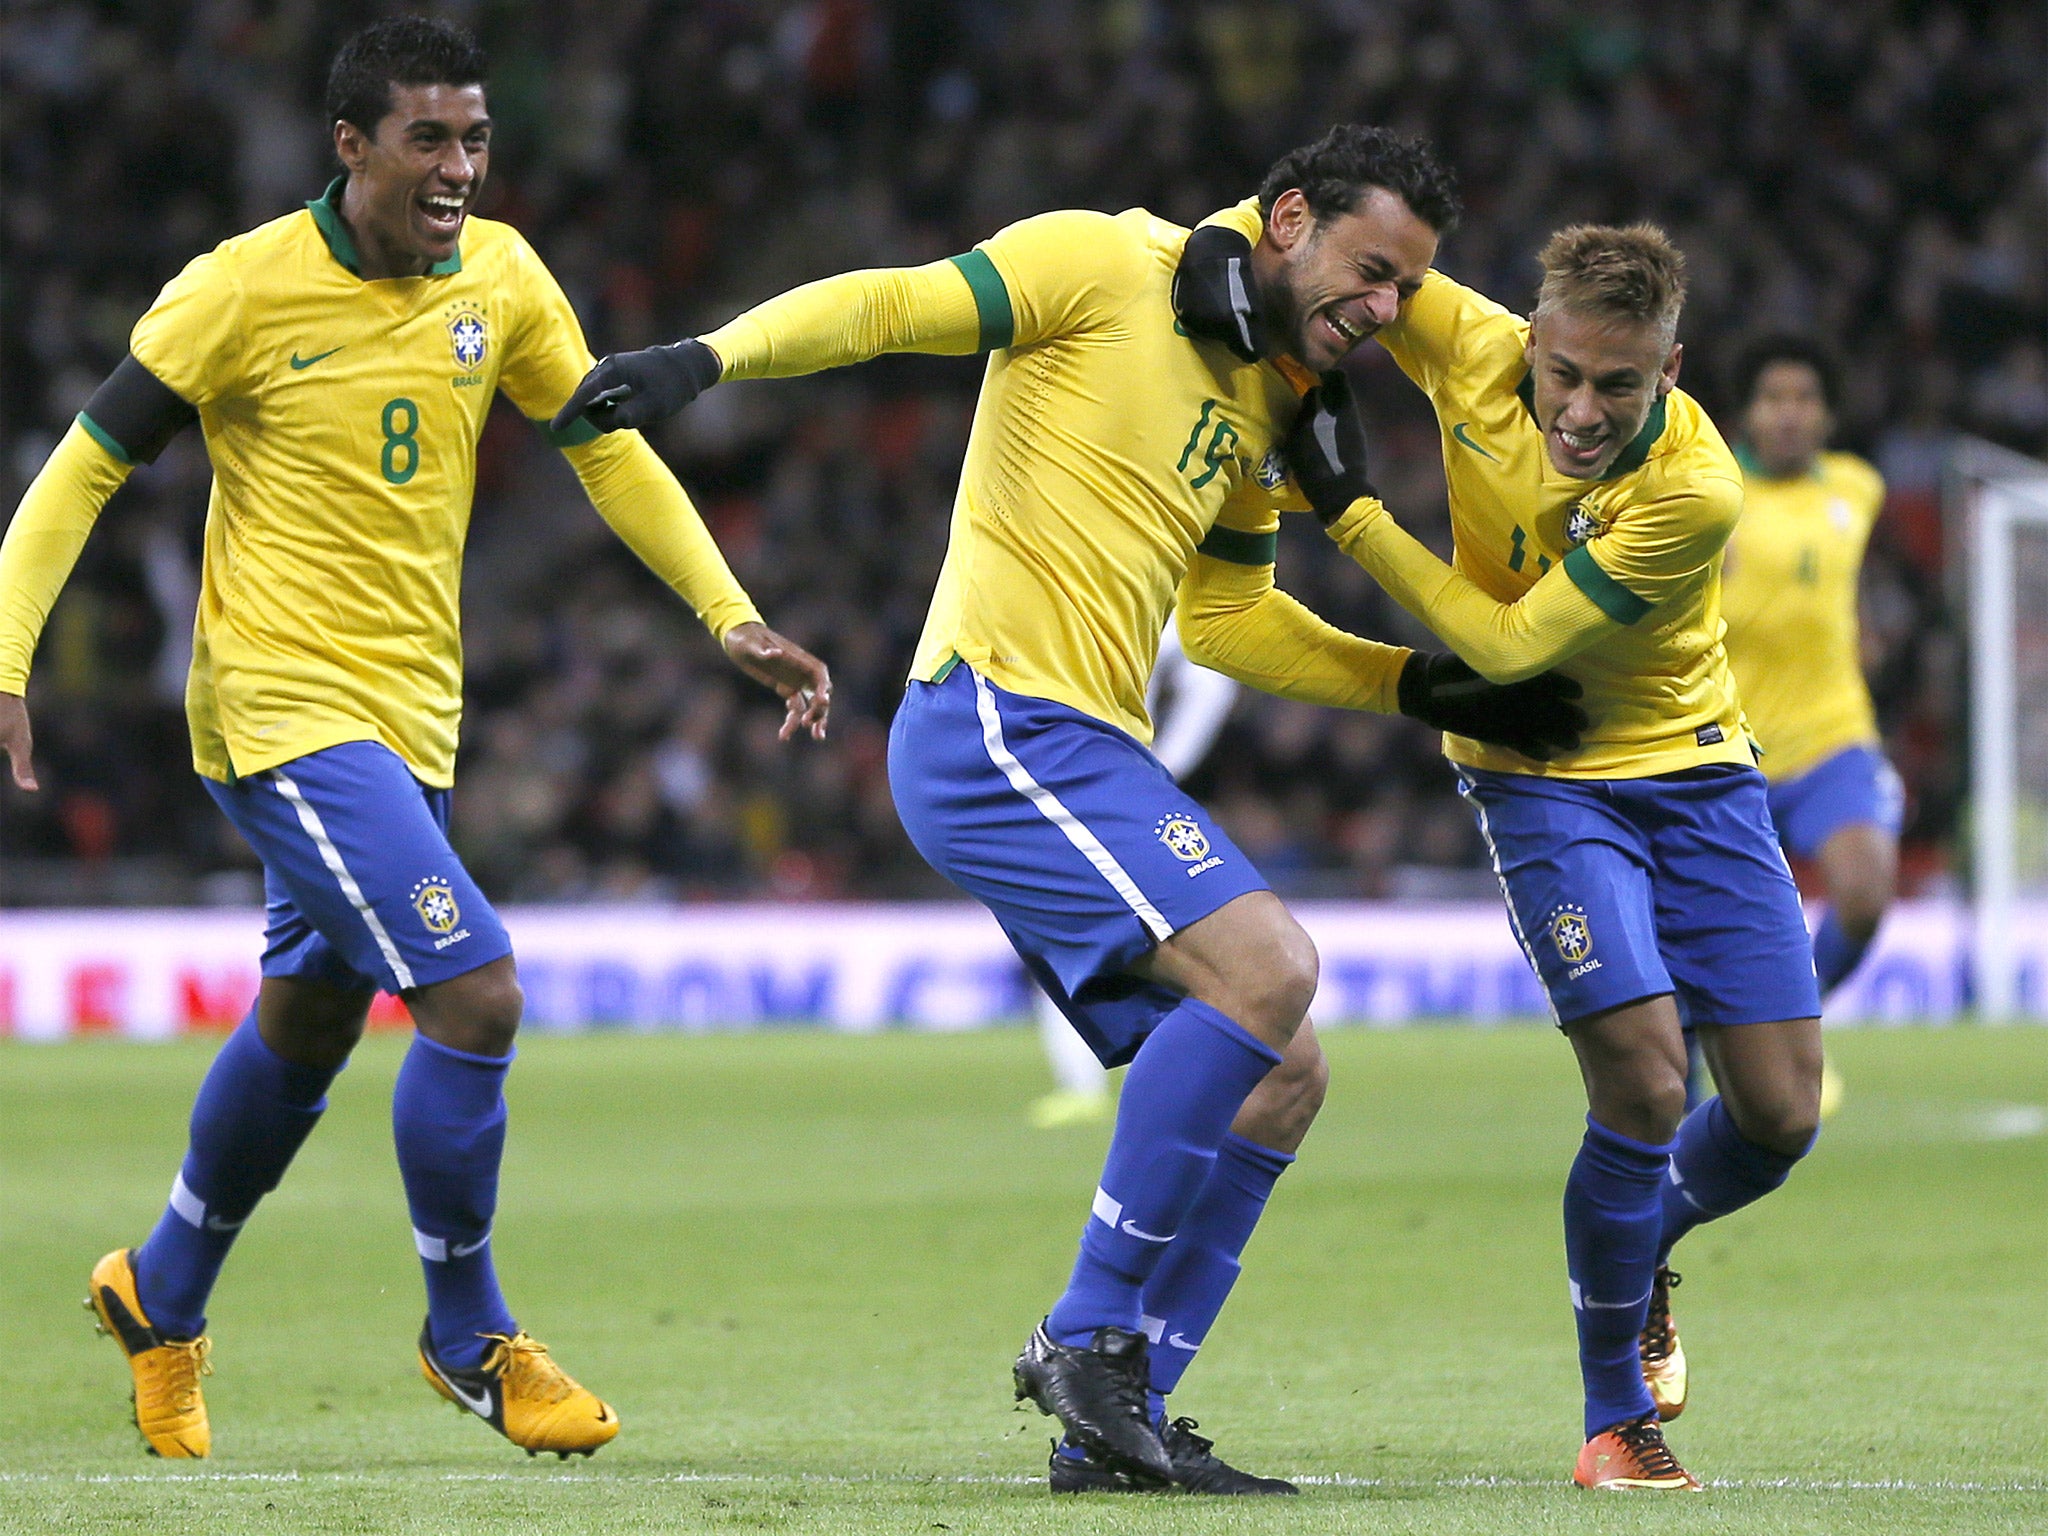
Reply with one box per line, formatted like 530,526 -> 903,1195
1177,487 -> 1409,711
976,209 -> 1153,348
1572,470 -> 1744,616
129,249 -> 251,406
0,422 -> 133,692
702,260 -> 983,380
1325,497 -> 1614,683
1375,271 -> 1524,399
495,232 -> 602,424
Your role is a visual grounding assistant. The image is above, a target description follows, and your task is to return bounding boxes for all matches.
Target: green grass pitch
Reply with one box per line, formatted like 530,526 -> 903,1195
1,1023 -> 2042,1533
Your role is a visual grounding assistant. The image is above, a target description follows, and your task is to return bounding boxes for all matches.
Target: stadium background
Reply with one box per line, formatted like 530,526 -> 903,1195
2,0 -> 2041,915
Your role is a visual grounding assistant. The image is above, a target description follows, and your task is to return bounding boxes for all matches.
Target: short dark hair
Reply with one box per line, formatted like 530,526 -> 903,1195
1258,125 -> 1461,235
1731,333 -> 1840,412
325,16 -> 488,137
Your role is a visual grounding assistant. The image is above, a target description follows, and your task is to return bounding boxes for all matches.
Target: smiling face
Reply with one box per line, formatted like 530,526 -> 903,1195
1250,186 -> 1439,374
1742,359 -> 1832,478
334,82 -> 490,279
1524,307 -> 1681,479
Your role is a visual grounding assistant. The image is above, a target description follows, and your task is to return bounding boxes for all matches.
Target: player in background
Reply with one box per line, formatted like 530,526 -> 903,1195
0,18 -> 827,1460
1029,616 -> 1239,1130
1721,337 -> 1900,1000
556,126 -> 1584,1494
1178,216 -> 1822,1490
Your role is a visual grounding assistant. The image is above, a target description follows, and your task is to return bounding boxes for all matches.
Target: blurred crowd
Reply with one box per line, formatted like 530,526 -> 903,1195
1,0 -> 2041,903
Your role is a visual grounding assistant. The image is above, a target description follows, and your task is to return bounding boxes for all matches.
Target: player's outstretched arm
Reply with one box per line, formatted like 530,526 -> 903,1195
552,257 -> 985,436
0,357 -> 195,786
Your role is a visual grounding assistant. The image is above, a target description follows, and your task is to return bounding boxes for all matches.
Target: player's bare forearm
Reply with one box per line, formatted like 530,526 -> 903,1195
724,623 -> 831,742
1325,498 -> 1613,683
0,691 -> 37,791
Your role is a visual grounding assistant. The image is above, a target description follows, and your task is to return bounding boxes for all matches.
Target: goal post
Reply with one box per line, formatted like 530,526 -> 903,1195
1954,437 -> 2048,1020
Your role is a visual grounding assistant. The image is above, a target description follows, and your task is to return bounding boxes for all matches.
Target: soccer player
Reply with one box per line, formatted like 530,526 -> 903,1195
1029,616 -> 1239,1131
555,126 -> 1584,1493
0,18 -> 826,1460
1178,214 -> 1823,1490
1721,336 -> 1900,996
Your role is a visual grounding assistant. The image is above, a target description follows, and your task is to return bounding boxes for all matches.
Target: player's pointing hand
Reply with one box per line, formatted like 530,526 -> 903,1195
722,622 -> 832,742
0,691 -> 38,791
552,339 -> 723,435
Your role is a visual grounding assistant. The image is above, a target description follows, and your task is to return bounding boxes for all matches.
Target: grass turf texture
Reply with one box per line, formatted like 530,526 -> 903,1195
1,1024 -> 2041,1534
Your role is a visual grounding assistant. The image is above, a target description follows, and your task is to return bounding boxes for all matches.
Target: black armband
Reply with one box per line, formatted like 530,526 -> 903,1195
78,355 -> 198,465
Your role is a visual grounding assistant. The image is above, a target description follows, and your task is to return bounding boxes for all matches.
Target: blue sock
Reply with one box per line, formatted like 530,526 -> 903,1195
1137,1131 -> 1293,1423
1811,910 -> 1872,994
1659,1096 -> 1812,1263
1045,999 -> 1280,1348
1564,1116 -> 1676,1439
392,1032 -> 518,1369
133,1008 -> 337,1338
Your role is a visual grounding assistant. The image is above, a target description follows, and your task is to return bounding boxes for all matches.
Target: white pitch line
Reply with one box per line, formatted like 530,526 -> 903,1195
3,1471 -> 2041,1493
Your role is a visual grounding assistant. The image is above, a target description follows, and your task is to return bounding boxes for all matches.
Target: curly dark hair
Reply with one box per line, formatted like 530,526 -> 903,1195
1730,332 -> 1841,412
1257,125 -> 1461,235
325,16 -> 488,136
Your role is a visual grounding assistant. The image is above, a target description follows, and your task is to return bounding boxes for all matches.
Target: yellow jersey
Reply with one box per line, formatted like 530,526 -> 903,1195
1359,272 -> 1751,779
81,180 -> 755,786
702,207 -> 1408,743
1720,451 -> 1884,779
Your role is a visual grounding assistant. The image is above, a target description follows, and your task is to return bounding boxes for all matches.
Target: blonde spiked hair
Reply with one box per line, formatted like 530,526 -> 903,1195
1535,224 -> 1688,348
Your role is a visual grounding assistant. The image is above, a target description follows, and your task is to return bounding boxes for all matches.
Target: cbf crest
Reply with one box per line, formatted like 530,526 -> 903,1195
1550,903 -> 1593,964
1254,448 -> 1288,491
1155,814 -> 1211,863
448,309 -> 488,370
411,877 -> 461,935
1562,503 -> 1601,549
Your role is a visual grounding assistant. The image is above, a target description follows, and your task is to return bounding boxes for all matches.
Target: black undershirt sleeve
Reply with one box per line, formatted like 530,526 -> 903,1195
79,355 -> 198,464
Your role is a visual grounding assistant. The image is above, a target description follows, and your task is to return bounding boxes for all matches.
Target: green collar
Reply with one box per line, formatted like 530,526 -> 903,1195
305,177 -> 463,278
1515,370 -> 1668,481
1733,443 -> 1823,481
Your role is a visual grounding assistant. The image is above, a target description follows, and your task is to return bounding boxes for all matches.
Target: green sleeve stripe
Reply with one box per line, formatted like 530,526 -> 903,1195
1563,545 -> 1651,624
948,249 -> 1014,352
541,415 -> 600,449
1196,525 -> 1277,566
76,412 -> 133,465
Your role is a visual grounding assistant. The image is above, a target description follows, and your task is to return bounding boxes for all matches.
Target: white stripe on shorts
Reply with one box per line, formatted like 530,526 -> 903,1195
270,769 -> 417,991
1457,771 -> 1555,1023
971,670 -> 1173,942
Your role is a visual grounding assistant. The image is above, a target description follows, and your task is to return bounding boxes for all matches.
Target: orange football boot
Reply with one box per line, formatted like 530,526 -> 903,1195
1639,1265 -> 1687,1420
1574,1412 -> 1703,1491
85,1248 -> 212,1458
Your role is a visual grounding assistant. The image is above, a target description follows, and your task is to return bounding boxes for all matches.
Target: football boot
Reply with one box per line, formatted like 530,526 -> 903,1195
1638,1266 -> 1687,1420
1573,1412 -> 1703,1491
1014,1322 -> 1172,1482
84,1248 -> 212,1458
418,1322 -> 619,1458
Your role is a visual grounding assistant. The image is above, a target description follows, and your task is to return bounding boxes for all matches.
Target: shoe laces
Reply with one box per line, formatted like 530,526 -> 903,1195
1640,1268 -> 1681,1361
478,1332 -> 574,1407
1163,1417 -> 1215,1459
160,1336 -> 213,1414
1611,1413 -> 1685,1479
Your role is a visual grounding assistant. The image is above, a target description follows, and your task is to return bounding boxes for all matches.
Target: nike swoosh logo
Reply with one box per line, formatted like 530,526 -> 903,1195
1119,1220 -> 1174,1243
450,1235 -> 491,1258
1451,422 -> 1499,461
205,1214 -> 247,1232
289,346 -> 345,370
430,1359 -> 495,1418
1166,1331 -> 1202,1352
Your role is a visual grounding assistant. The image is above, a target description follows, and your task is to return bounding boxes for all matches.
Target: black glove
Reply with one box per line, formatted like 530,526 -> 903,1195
1171,224 -> 1265,363
1397,652 -> 1588,761
1284,371 -> 1376,524
550,338 -> 723,435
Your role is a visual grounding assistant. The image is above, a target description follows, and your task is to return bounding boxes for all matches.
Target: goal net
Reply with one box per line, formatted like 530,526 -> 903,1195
1956,438 -> 2048,1018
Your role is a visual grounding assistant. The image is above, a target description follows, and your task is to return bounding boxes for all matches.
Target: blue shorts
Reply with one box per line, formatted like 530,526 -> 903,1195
205,740 -> 512,995
888,663 -> 1268,1067
1457,763 -> 1820,1029
1767,744 -> 1905,860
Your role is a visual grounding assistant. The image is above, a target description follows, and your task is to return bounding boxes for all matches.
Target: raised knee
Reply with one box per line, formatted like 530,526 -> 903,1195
1250,929 -> 1319,1035
1733,1098 -> 1820,1158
